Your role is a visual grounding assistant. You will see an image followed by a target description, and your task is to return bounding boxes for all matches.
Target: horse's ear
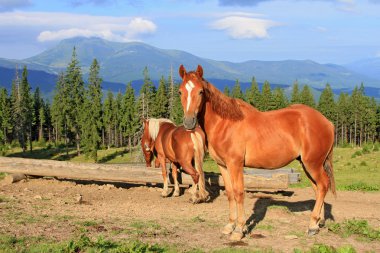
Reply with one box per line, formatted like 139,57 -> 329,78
196,65 -> 203,78
179,64 -> 186,79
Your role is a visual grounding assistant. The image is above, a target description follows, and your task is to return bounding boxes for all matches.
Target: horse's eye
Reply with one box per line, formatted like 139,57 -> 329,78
199,90 -> 204,95
178,90 -> 182,95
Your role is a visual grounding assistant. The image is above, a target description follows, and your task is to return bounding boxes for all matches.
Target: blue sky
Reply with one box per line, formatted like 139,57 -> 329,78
0,0 -> 379,64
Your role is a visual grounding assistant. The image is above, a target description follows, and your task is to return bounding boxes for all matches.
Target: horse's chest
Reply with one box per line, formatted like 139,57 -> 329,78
208,144 -> 226,166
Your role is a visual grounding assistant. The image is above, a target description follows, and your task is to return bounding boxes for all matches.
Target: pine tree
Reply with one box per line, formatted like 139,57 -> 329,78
336,92 -> 350,145
167,67 -> 176,122
171,84 -> 184,125
137,67 -> 156,119
299,85 -> 316,108
103,91 -> 114,149
11,67 -> 22,148
290,80 -> 300,104
260,81 -> 274,111
32,87 -> 43,142
223,86 -> 230,97
231,79 -> 244,100
19,66 -> 33,152
38,102 -> 46,142
113,92 -> 123,147
245,77 -> 261,108
154,76 -> 168,118
318,83 -> 336,122
65,47 -> 85,155
363,96 -> 377,143
81,59 -> 103,161
0,88 -> 11,144
51,72 -> 68,148
121,82 -> 139,155
43,101 -> 52,142
272,88 -> 288,109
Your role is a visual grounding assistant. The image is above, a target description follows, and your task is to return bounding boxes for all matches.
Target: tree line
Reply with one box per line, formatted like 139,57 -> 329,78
0,48 -> 379,160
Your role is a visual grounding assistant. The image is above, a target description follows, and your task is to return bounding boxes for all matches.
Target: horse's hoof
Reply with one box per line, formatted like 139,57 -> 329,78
173,191 -> 180,197
307,227 -> 319,236
319,219 -> 326,228
161,191 -> 170,198
221,223 -> 236,235
190,197 -> 200,204
229,231 -> 244,241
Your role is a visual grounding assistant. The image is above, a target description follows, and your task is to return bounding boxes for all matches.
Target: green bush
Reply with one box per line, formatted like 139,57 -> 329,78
351,150 -> 362,158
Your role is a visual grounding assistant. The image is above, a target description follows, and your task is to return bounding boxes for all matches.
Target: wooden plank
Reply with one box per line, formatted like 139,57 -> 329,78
0,157 -> 289,190
244,168 -> 300,184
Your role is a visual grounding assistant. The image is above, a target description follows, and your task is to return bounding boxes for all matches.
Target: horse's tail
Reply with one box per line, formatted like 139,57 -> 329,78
190,131 -> 208,199
324,145 -> 336,198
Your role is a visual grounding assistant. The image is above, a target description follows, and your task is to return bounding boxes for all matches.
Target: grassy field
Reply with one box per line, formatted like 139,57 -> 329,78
1,143 -> 379,191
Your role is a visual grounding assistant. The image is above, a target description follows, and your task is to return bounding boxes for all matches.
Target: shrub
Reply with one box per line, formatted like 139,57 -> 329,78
351,150 -> 362,158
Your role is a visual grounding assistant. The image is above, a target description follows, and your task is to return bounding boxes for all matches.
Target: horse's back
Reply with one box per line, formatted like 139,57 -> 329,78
242,104 -> 334,168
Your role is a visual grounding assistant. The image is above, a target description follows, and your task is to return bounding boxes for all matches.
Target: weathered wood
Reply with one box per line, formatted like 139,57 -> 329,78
0,157 -> 289,190
1,173 -> 26,185
244,168 -> 300,184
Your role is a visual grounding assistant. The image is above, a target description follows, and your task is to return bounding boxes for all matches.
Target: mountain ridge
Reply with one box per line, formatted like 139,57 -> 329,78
0,37 -> 379,99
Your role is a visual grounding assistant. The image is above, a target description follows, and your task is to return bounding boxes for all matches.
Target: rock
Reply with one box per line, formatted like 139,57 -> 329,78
75,194 -> 83,204
105,184 -> 115,190
33,195 -> 42,200
284,235 -> 298,240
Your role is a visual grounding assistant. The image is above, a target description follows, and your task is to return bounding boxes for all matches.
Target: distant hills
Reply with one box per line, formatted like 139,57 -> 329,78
0,37 -> 379,99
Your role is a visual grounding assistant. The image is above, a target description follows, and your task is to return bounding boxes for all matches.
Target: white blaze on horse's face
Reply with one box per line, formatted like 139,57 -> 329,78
185,80 -> 195,112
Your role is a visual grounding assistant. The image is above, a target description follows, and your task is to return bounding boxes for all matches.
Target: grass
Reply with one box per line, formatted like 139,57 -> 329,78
291,146 -> 380,192
126,220 -> 171,238
1,232 -> 362,253
327,219 -> 380,241
294,244 -> 357,253
0,233 -> 170,253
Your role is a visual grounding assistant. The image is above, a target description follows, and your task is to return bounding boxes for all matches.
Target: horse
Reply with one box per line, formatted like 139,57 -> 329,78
141,118 -> 209,203
178,64 -> 336,241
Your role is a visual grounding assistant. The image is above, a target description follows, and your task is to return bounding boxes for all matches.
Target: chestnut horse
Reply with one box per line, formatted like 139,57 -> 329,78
178,65 -> 336,241
141,118 -> 209,203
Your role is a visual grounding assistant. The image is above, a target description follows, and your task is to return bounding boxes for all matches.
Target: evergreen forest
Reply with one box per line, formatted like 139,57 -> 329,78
1,48 -> 379,161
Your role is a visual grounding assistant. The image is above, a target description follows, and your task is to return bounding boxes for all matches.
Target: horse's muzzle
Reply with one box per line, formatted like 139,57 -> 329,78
183,116 -> 197,130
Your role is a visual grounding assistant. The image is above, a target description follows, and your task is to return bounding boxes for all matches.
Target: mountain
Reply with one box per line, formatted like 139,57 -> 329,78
345,57 -> 380,81
0,37 -> 379,98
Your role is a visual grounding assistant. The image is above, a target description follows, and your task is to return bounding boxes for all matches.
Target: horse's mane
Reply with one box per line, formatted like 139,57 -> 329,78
148,118 -> 174,140
203,79 -> 244,121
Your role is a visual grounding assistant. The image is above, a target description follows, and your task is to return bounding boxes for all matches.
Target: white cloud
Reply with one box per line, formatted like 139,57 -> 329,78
0,11 -> 157,42
210,16 -> 280,39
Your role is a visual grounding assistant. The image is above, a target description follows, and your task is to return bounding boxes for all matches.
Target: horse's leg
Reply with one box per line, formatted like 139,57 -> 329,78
311,181 -> 326,227
226,162 -> 245,241
171,163 -> 180,197
181,161 -> 200,203
301,162 -> 326,228
219,165 -> 237,235
159,156 -> 170,197
302,161 -> 329,235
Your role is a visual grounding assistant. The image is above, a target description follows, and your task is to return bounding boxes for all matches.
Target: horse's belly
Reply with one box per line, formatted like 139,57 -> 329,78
244,145 -> 299,169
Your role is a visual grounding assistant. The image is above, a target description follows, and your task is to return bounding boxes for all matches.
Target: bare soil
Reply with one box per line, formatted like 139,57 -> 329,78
1,177 -> 379,252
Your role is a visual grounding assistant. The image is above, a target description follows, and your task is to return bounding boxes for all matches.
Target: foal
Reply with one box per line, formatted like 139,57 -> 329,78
141,118 -> 209,203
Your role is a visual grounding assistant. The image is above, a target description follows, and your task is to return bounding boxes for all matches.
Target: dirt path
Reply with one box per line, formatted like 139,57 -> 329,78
1,177 -> 379,252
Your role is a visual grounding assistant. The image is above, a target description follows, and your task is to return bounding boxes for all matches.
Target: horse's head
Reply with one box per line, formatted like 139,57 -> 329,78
141,119 -> 154,167
178,64 -> 206,130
